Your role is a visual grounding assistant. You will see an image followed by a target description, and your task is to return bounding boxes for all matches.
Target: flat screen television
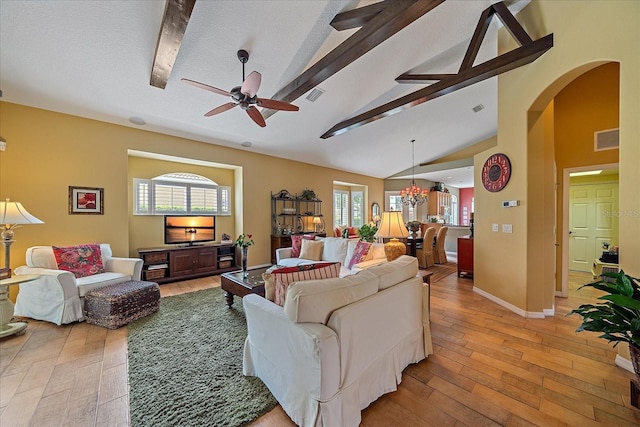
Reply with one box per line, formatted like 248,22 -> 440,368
164,215 -> 215,246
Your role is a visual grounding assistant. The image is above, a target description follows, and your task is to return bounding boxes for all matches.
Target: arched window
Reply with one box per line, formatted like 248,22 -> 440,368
133,173 -> 230,215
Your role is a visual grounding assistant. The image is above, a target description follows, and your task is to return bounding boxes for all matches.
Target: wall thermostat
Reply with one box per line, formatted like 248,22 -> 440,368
502,200 -> 519,208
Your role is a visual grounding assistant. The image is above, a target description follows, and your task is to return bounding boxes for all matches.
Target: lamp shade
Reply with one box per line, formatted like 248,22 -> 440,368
375,211 -> 409,239
312,216 -> 322,224
0,199 -> 44,226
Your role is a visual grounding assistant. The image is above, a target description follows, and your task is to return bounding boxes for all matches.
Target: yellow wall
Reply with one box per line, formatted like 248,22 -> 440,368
554,63 -> 619,168
474,0 -> 639,315
0,103 -> 384,298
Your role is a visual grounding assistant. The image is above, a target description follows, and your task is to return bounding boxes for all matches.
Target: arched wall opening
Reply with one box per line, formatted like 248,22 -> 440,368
526,62 -> 620,313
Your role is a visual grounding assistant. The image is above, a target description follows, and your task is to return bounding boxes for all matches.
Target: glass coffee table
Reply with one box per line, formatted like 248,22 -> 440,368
220,266 -> 270,307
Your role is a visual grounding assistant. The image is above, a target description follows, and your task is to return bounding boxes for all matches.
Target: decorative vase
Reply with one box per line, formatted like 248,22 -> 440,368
630,343 -> 640,384
242,246 -> 249,278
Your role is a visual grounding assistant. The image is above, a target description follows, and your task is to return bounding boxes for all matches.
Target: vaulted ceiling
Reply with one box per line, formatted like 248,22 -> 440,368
0,0 -> 535,187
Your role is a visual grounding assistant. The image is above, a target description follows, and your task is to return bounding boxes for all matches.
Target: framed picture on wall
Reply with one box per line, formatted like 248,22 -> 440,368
69,186 -> 104,214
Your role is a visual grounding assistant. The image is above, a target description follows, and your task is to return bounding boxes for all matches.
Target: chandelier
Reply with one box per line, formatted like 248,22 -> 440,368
400,139 -> 429,207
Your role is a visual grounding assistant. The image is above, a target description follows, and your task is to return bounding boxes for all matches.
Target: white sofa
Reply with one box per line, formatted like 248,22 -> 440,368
276,236 -> 388,277
14,244 -> 143,325
242,255 -> 432,427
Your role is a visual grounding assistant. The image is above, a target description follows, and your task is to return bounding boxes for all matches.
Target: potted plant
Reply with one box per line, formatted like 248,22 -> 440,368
357,224 -> 378,243
407,221 -> 421,234
301,188 -> 316,201
569,270 -> 640,381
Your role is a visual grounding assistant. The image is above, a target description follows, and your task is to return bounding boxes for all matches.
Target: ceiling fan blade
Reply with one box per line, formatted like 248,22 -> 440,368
241,71 -> 261,97
257,98 -> 299,111
246,106 -> 266,127
204,102 -> 237,117
182,78 -> 230,97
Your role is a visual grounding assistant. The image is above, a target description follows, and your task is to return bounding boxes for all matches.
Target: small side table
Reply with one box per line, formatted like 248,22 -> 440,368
0,274 -> 39,338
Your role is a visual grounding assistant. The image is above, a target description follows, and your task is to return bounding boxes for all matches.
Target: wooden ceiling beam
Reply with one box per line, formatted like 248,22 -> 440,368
150,0 -> 197,89
396,73 -> 455,83
321,34 -> 553,139
492,1 -> 532,45
262,0 -> 445,119
458,5 -> 493,72
329,2 -> 388,31
321,1 -> 553,139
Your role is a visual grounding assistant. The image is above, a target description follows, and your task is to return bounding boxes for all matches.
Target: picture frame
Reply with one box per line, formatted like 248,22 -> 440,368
69,186 -> 104,215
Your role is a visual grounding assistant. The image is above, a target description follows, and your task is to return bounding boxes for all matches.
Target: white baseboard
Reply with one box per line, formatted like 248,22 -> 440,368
616,354 -> 634,374
473,286 -> 547,318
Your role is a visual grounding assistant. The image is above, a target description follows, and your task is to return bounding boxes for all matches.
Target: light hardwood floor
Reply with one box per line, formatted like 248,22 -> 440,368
2,270 -> 639,426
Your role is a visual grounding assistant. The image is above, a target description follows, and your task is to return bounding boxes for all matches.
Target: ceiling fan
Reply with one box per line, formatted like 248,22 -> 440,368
182,49 -> 299,127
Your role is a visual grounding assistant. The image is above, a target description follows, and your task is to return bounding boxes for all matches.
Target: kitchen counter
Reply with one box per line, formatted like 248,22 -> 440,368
443,225 -> 472,252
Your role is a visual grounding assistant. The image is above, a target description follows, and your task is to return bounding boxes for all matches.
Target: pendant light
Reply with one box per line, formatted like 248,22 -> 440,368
400,139 -> 429,207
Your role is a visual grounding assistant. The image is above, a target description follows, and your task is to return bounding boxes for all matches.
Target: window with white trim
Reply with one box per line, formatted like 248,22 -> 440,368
351,191 -> 364,227
333,190 -> 349,228
333,189 -> 366,228
451,194 -> 458,225
384,191 -> 415,221
133,173 -> 230,215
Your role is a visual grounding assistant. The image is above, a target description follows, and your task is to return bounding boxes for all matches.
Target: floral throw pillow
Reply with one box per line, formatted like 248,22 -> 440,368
291,234 -> 315,258
52,244 -> 105,278
348,241 -> 372,269
272,262 -> 341,306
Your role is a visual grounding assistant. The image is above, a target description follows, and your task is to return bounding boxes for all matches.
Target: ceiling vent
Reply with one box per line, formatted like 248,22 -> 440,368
594,128 -> 619,151
472,104 -> 484,113
305,87 -> 325,102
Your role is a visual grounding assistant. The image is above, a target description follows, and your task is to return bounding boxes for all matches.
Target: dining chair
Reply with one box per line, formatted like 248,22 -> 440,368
434,226 -> 449,264
416,226 -> 436,268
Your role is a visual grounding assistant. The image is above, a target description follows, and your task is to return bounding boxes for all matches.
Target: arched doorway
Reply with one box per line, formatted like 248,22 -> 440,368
526,62 -> 620,308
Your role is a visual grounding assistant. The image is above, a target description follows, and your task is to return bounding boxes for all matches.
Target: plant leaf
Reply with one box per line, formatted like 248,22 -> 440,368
601,294 -> 640,310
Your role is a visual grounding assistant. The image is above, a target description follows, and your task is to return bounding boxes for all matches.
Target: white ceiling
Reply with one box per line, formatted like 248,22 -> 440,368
0,0 -> 530,187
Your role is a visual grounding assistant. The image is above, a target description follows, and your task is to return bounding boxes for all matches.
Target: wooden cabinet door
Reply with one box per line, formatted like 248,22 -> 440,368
194,246 -> 217,273
169,250 -> 196,277
457,237 -> 474,277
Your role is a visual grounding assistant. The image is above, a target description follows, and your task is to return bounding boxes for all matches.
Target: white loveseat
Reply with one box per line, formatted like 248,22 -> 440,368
14,244 -> 143,325
276,236 -> 388,277
242,256 -> 432,427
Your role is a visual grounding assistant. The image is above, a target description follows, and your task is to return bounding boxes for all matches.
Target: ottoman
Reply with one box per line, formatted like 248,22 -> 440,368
84,280 -> 160,329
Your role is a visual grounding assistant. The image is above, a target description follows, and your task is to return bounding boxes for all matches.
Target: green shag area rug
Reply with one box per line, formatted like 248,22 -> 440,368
127,287 -> 277,427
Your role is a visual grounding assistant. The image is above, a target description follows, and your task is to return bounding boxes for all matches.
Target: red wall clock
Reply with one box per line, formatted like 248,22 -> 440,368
481,153 -> 511,192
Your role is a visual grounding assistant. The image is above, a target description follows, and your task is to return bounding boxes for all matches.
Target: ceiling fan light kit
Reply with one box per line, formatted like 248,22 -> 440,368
182,49 -> 299,128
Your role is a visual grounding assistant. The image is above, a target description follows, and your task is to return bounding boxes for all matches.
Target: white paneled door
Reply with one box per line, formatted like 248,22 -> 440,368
569,183 -> 618,272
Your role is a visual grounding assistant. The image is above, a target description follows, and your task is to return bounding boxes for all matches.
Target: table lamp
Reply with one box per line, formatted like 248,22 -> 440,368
1,199 -> 44,269
313,216 -> 322,233
374,211 -> 409,261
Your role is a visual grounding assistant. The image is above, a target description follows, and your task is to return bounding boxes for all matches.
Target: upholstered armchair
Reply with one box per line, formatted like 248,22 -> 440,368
14,244 -> 142,325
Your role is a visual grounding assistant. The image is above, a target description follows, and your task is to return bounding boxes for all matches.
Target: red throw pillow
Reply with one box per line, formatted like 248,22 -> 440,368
53,244 -> 105,278
348,241 -> 372,269
272,262 -> 341,306
290,234 -> 315,258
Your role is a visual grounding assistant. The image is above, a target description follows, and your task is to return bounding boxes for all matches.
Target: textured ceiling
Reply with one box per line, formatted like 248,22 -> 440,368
0,0 -> 531,187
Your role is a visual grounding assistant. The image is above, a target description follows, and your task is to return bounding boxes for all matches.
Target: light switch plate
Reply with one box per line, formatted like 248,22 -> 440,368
492,224 -> 499,232
502,224 -> 513,233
